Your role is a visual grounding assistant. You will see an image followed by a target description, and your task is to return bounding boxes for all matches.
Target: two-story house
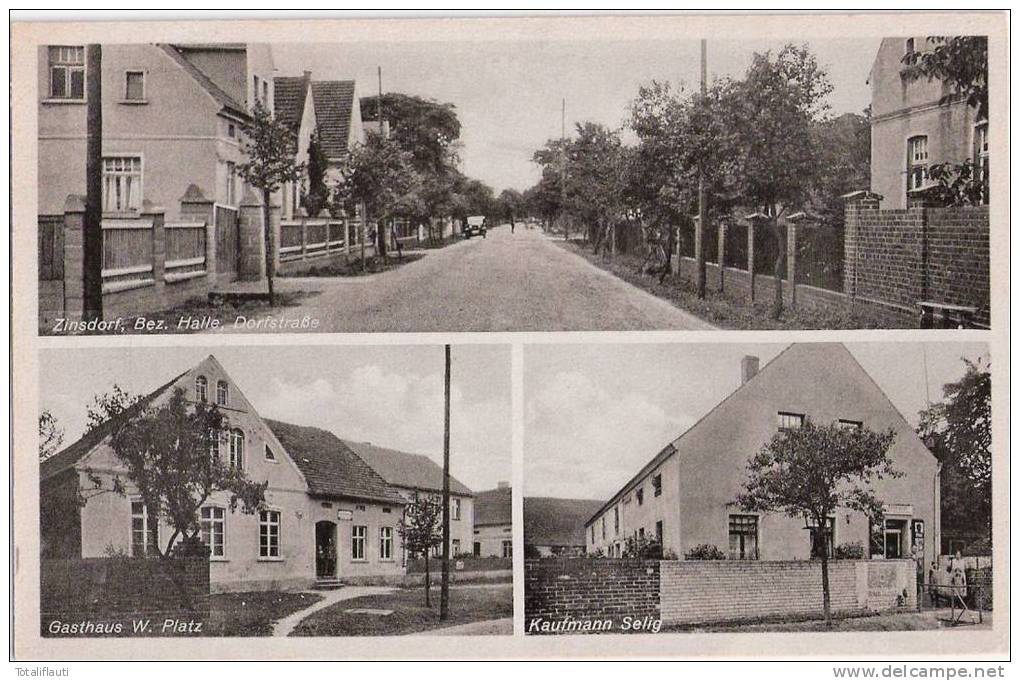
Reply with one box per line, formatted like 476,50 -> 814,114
586,344 -> 940,568
473,483 -> 513,558
39,355 -> 409,592
345,441 -> 475,558
868,37 -> 988,208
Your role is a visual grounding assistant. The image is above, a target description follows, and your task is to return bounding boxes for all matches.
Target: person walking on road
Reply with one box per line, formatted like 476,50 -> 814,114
510,214 -> 516,234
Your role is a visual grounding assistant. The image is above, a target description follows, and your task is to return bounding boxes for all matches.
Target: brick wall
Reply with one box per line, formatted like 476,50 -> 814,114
41,557 -> 210,637
844,203 -> 990,326
525,558 -> 660,634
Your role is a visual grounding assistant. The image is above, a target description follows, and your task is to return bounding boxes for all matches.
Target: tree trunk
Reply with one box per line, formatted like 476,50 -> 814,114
771,218 -> 785,320
424,550 -> 431,607
378,217 -> 388,260
821,543 -> 832,628
262,189 -> 275,306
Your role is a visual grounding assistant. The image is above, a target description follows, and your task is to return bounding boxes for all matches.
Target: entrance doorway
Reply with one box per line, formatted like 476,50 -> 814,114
315,521 -> 338,578
884,519 -> 908,559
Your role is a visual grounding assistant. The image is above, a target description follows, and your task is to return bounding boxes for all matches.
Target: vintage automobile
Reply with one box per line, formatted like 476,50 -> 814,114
464,215 -> 487,238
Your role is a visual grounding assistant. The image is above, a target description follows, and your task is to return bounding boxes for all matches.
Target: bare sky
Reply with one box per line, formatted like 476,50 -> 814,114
274,37 -> 880,193
524,342 -> 989,500
40,345 -> 511,492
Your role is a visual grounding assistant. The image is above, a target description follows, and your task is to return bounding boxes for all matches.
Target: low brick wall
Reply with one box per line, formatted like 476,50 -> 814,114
407,555 -> 512,574
41,557 -> 210,637
525,558 -> 661,634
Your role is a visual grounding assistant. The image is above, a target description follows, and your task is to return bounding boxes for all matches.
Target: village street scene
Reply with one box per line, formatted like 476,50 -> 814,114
38,345 -> 513,636
37,35 -> 989,334
523,342 -> 992,633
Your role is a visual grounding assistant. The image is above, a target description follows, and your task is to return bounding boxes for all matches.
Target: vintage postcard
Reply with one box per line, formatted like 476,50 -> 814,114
9,10 -> 1009,665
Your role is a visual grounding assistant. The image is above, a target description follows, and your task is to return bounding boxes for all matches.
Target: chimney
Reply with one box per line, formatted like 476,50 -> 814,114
741,355 -> 760,384
497,481 -> 509,490
303,70 -> 312,83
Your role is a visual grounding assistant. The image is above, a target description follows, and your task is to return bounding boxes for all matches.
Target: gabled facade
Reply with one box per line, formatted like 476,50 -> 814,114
868,37 -> 988,209
273,72 -> 318,220
40,355 -> 409,592
38,43 -> 274,217
586,344 -> 940,569
474,484 -> 513,558
310,80 -> 366,184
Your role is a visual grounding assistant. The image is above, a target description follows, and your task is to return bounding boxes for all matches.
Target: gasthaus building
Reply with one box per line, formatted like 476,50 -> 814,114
586,344 -> 940,568
39,355 -> 413,592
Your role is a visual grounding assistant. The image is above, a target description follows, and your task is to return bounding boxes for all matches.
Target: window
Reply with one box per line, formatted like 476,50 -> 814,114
728,514 -> 759,560
638,528 -> 645,540
226,162 -> 237,206
383,507 -> 391,514
451,498 -> 461,521
905,38 -> 915,55
652,474 -> 662,497
48,46 -> 85,99
352,525 -> 367,560
601,517 -> 606,540
216,380 -> 229,406
808,516 -> 836,559
636,487 -> 643,506
200,506 -> 225,558
452,539 -> 461,556
264,444 -> 276,461
262,80 -> 269,109
837,419 -> 863,430
974,122 -> 989,203
229,429 -> 244,469
258,509 -> 280,558
379,527 -> 393,560
778,412 -> 805,431
473,541 -> 481,557
590,526 -> 595,544
613,506 -> 619,534
124,71 -> 145,101
131,501 -> 159,557
102,156 -> 142,212
252,75 -> 260,105
502,540 -> 513,558
655,520 -> 663,541
907,135 -> 929,192
195,375 -> 208,402
227,123 -> 236,138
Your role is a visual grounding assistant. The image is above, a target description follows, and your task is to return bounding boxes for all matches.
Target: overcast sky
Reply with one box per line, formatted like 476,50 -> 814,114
273,37 -> 880,193
524,342 -> 989,500
40,345 -> 511,492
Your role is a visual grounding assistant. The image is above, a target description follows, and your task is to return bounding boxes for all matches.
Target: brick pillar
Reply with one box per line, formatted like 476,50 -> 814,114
61,194 -> 87,320
717,221 -> 727,293
693,215 -> 703,273
841,190 -> 883,299
142,204 -> 167,296
238,189 -> 266,281
179,184 -> 216,285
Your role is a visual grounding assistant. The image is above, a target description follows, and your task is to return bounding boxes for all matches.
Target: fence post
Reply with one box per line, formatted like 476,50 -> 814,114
61,194 -> 87,320
143,202 -> 167,298
300,213 -> 308,261
717,220 -> 728,293
841,190 -> 883,302
178,185 -> 215,285
785,219 -> 798,308
745,213 -> 769,305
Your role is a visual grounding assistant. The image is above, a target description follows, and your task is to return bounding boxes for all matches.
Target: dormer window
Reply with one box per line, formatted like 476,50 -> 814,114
195,375 -> 208,402
216,380 -> 229,406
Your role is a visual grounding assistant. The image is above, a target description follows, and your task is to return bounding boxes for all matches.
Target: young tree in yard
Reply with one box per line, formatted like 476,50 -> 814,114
301,128 -> 330,218
398,494 -> 444,606
238,101 -> 306,305
917,358 -> 991,546
735,421 -> 899,627
39,410 -> 64,461
728,45 -> 833,319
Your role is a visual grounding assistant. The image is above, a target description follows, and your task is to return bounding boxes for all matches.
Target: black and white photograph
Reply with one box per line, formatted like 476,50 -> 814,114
36,32 -> 990,334
524,342 -> 992,634
37,344 -> 512,637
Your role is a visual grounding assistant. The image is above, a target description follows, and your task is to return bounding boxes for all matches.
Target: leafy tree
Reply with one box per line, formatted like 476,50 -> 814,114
301,128 -> 330,217
498,188 -> 526,225
361,93 -> 462,174
80,387 -> 267,561
86,384 -> 142,433
623,534 -> 663,559
398,494 -> 445,606
238,101 -> 307,305
917,358 -> 991,545
924,160 -> 987,207
683,543 -> 727,560
39,410 -> 64,461
901,36 -> 988,121
735,420 -> 899,627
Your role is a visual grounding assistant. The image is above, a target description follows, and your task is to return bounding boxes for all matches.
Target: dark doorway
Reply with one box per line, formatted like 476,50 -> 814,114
315,520 -> 337,578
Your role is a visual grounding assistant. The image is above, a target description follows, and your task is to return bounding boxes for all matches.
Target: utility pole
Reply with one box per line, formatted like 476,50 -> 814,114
695,39 -> 708,299
83,44 -> 104,322
376,65 -> 388,260
440,344 -> 452,620
560,98 -> 568,241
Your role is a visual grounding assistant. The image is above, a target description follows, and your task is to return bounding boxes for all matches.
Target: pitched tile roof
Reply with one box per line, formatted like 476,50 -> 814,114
342,440 -> 474,497
157,44 -> 248,119
524,497 -> 606,548
273,75 -> 311,154
474,486 -> 511,527
264,419 -> 406,506
311,80 -> 356,159
40,371 -> 189,481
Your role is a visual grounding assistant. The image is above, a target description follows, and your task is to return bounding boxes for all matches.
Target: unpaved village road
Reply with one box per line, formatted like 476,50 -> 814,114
216,225 -> 714,332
